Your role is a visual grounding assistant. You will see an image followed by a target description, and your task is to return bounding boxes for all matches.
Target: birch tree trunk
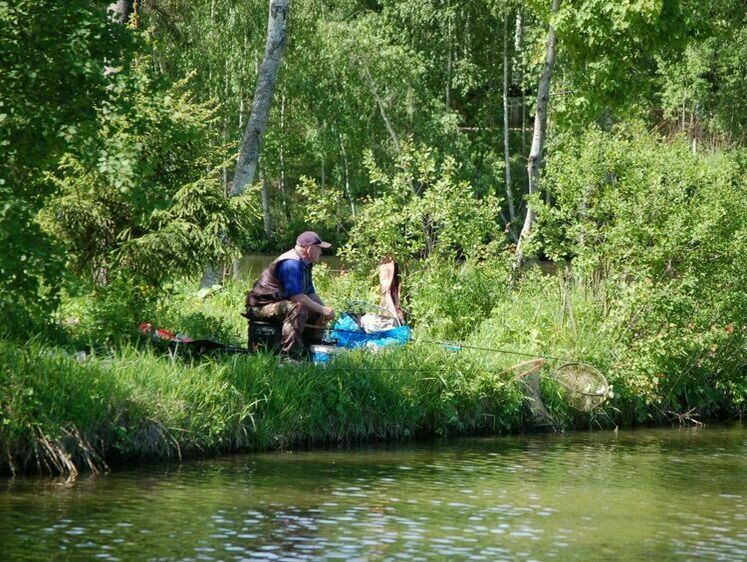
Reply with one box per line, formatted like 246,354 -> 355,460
222,65 -> 229,195
95,0 -> 131,283
105,1 -> 130,76
230,0 -> 289,197
260,166 -> 272,238
108,1 -> 130,24
279,94 -> 287,214
514,11 -> 528,154
361,62 -> 402,156
513,0 -> 561,274
201,0 -> 289,288
338,130 -> 356,217
446,17 -> 453,109
502,14 -> 516,227
359,60 -> 426,201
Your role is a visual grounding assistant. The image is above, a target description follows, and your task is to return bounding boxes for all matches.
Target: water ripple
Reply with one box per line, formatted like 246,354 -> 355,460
1,425 -> 746,560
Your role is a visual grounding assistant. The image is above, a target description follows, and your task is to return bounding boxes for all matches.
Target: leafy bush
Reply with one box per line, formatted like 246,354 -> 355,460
405,254 -> 511,340
0,1 -> 130,335
42,60 -> 258,287
536,126 -> 747,418
340,141 -> 503,268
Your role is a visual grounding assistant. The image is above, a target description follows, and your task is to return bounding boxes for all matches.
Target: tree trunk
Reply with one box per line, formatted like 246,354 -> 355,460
260,166 -> 272,238
361,62 -> 402,156
279,94 -> 290,219
222,65 -> 229,195
108,1 -> 130,24
96,0 -> 132,284
105,1 -> 131,76
514,0 -> 561,274
446,17 -> 453,109
502,14 -> 516,227
223,115 -> 229,195
359,60 -> 425,201
230,0 -> 289,197
514,11 -> 528,153
521,87 -> 527,152
338,130 -> 356,217
321,158 -> 325,190
202,0 -> 288,288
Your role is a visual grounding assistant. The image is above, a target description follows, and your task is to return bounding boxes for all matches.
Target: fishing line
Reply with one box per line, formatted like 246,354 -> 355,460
416,339 -> 568,362
324,326 -> 567,362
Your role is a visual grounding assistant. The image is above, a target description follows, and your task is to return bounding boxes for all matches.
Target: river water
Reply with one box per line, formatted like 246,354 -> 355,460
236,254 -> 344,281
1,425 -> 746,561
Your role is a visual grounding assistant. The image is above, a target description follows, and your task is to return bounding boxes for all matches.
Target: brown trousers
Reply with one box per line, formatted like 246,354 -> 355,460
249,300 -> 324,355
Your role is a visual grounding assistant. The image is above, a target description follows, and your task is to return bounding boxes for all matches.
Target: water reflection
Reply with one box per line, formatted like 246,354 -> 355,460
236,254 -> 344,281
2,426 -> 746,560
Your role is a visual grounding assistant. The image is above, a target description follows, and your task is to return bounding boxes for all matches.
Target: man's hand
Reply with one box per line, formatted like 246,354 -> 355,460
290,294 -> 335,321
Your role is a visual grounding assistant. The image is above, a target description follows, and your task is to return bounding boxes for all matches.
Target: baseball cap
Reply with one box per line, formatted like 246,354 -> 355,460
296,231 -> 331,248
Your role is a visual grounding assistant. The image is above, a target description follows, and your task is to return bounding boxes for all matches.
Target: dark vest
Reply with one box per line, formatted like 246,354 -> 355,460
246,249 -> 309,307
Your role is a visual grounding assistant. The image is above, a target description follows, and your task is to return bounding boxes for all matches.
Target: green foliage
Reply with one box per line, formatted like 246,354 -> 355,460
341,141 -> 503,268
406,255 -> 512,341
0,1 -> 129,183
296,175 -> 348,232
142,0 -> 518,243
42,60 -> 258,286
0,186 -> 62,337
143,0 -> 265,146
553,0 -> 702,124
57,277 -> 161,344
109,0 -> 747,256
0,0 -> 131,332
151,280 -> 248,344
657,7 -> 747,142
536,126 -> 747,417
312,264 -> 380,313
378,0 -> 522,148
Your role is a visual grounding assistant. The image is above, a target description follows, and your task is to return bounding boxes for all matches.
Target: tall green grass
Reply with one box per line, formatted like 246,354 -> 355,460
5,254 -> 746,477
0,340 -> 526,477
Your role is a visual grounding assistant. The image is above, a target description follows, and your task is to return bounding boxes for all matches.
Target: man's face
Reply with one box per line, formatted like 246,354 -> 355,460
305,244 -> 322,263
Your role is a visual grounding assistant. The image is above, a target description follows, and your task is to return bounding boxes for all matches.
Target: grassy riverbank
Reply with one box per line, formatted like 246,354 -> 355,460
0,340 -> 529,477
3,258 -> 746,477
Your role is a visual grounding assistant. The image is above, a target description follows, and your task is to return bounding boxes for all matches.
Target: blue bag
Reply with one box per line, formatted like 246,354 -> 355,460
330,313 -> 411,349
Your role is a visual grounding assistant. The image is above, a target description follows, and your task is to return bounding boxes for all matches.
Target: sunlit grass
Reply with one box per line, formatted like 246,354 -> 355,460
0,339 -> 526,477
4,257 -> 745,477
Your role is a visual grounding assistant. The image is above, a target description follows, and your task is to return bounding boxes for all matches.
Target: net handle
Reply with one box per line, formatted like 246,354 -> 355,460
507,358 -> 548,380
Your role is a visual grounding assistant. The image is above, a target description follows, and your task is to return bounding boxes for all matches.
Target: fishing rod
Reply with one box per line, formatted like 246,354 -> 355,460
416,339 -> 570,362
311,323 -> 569,362
314,320 -> 611,409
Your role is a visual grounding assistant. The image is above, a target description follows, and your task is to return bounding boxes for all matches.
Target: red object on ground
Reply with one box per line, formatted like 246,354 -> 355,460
138,322 -> 193,343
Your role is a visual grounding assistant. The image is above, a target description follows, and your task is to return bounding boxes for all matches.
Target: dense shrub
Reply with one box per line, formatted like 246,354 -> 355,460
42,61 -> 257,287
405,255 -> 511,341
536,126 -> 747,418
0,1 -> 130,335
339,141 -> 503,269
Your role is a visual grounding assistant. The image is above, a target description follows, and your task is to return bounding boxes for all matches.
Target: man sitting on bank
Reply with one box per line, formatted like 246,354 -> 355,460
246,231 -> 336,358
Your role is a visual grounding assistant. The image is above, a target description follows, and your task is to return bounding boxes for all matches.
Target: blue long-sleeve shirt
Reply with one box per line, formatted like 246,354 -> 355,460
276,259 -> 316,298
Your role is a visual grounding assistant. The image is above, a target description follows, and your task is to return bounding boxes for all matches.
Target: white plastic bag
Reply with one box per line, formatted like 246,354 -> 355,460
359,313 -> 396,333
